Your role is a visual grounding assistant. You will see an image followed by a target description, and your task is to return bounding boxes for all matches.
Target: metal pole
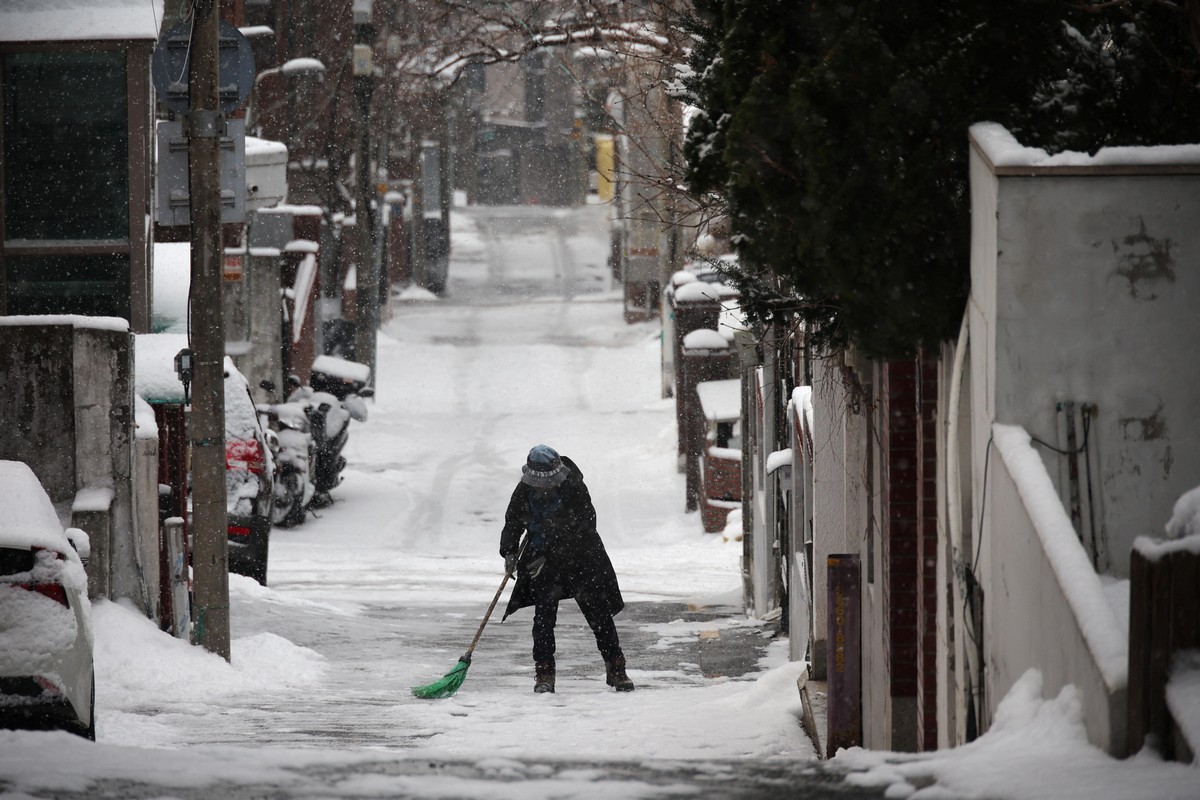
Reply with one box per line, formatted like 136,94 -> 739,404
352,30 -> 378,383
187,0 -> 230,661
410,131 -> 427,290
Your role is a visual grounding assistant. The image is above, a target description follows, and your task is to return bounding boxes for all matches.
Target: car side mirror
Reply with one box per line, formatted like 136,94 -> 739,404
260,380 -> 276,393
66,527 -> 91,563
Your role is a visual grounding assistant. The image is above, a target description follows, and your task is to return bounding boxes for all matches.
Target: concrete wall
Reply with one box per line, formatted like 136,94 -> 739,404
133,434 -> 161,623
985,445 -> 1126,753
0,325 -> 77,499
809,352 -> 855,679
226,248 -> 284,401
0,321 -> 146,610
860,366 -> 888,750
965,126 -> 1200,752
789,388 -> 814,663
972,139 -> 1200,578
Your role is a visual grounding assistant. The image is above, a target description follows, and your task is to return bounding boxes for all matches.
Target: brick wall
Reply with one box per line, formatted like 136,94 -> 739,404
915,350 -> 940,750
882,360 -> 920,710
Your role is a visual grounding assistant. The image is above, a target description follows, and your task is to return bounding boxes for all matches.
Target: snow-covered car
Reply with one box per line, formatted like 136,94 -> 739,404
225,359 -> 274,585
0,460 -> 95,740
685,253 -> 738,285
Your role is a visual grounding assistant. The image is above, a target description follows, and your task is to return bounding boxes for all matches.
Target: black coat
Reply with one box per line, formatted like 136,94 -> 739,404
499,456 -> 624,621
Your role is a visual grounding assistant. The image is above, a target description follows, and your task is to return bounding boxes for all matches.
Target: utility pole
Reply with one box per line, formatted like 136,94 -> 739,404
352,0 -> 379,383
410,131 -> 427,290
187,0 -> 231,660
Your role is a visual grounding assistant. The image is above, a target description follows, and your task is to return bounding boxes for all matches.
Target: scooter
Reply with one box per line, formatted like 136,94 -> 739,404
291,356 -> 373,508
257,383 -> 316,528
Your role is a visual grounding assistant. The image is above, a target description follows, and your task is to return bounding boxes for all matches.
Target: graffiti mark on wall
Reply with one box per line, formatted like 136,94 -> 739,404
1112,217 -> 1176,300
1119,401 -> 1167,442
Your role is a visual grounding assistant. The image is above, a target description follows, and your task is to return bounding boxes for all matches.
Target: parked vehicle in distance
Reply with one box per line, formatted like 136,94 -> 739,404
257,381 -> 316,529
304,356 -> 372,508
258,356 -> 372,522
0,460 -> 95,740
224,359 -> 274,585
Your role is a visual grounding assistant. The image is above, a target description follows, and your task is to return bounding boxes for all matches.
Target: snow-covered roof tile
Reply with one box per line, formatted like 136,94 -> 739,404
0,0 -> 165,43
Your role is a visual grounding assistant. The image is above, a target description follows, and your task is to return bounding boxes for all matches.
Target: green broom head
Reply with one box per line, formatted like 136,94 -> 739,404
411,654 -> 471,700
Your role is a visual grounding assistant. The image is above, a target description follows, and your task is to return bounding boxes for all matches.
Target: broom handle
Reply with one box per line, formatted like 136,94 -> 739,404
463,537 -> 527,661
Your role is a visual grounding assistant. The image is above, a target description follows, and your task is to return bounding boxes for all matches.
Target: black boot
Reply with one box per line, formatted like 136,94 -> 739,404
534,660 -> 555,693
605,656 -> 635,692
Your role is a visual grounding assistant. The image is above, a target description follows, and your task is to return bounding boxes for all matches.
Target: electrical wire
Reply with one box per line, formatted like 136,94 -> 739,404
1029,406 -> 1092,456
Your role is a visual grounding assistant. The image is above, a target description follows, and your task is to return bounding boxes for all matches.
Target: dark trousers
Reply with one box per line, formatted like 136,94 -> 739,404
532,584 -> 622,665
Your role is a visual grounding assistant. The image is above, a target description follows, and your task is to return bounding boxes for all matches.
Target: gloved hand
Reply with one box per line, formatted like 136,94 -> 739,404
504,553 -> 518,576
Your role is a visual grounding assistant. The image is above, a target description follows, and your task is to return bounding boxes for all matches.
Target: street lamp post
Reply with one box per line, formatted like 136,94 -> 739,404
244,57 -> 326,136
352,0 -> 379,386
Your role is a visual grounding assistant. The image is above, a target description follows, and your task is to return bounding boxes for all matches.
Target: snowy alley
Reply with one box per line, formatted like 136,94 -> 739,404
3,204 -> 1199,800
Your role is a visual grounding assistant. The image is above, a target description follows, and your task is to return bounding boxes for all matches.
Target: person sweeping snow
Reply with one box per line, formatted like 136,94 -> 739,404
499,445 -> 634,694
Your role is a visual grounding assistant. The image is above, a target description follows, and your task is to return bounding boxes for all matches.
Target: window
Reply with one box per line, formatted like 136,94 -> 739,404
3,51 -> 128,241
5,254 -> 129,318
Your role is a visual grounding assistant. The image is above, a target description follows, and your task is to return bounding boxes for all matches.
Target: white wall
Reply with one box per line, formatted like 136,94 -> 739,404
859,366 -> 887,749
133,436 -> 160,622
810,352 -> 851,678
985,439 -> 1126,753
976,146 -> 1200,578
965,126 -> 1200,753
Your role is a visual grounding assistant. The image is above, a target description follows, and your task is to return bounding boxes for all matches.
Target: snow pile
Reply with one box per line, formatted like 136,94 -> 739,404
833,669 -> 1200,799
722,507 -> 744,543
1164,484 -> 1200,540
1133,483 -> 1200,562
414,658 -> 812,763
72,486 -> 114,514
133,394 -> 159,440
395,284 -> 441,302
93,596 -> 325,711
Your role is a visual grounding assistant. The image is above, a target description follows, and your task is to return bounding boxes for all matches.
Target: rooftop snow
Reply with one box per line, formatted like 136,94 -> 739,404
0,0 -> 164,42
971,122 -> 1200,171
245,136 -> 288,164
696,378 -> 741,422
0,314 -> 128,333
673,282 -> 723,304
312,355 -> 370,384
683,328 -> 730,351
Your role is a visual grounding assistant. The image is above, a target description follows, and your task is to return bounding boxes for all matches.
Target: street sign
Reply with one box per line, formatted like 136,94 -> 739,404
155,118 -> 247,226
152,21 -> 255,113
